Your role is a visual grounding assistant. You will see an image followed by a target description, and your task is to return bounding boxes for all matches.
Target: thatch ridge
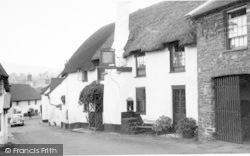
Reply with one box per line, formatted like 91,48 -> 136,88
124,1 -> 205,57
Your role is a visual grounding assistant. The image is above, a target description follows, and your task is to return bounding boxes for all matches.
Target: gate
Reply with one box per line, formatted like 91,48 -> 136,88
215,76 -> 242,143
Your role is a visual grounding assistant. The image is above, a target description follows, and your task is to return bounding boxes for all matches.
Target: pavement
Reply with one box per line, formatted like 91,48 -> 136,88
6,118 -> 250,155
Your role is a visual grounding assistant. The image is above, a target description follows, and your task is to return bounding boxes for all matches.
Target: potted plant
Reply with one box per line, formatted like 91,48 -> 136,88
152,116 -> 172,135
176,117 -> 197,138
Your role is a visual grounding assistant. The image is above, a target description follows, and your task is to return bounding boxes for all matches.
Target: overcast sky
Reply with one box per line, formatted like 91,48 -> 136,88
0,0 -> 162,74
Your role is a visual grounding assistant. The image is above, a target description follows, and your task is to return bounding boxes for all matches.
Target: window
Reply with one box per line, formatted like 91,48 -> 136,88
228,6 -> 247,49
78,69 -> 88,82
83,103 -> 89,112
0,80 -> 3,94
136,87 -> 146,114
16,101 -> 19,106
35,100 -> 37,105
28,101 -> 30,105
13,109 -> 16,114
135,54 -> 146,77
173,86 -> 186,114
97,68 -> 105,81
170,43 -> 185,72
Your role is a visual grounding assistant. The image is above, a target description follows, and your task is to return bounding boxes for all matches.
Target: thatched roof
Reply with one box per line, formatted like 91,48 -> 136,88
0,63 -> 8,78
123,1 -> 205,57
10,84 -> 41,101
61,23 -> 115,76
45,78 -> 65,95
0,63 -> 10,92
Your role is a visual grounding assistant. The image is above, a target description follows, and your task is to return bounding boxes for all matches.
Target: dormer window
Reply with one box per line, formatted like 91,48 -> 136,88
170,43 -> 185,72
228,6 -> 247,49
135,53 -> 146,77
78,69 -> 88,82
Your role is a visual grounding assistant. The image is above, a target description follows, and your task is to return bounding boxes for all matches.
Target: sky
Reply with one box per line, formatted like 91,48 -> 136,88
0,0 -> 162,74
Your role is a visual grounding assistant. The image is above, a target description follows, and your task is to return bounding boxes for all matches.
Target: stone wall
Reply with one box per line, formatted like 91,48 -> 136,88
195,2 -> 250,140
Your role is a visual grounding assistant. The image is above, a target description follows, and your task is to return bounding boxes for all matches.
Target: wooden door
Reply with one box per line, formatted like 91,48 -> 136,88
215,76 -> 242,144
173,86 -> 186,126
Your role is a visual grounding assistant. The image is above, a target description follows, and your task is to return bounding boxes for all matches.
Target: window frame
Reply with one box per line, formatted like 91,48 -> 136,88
135,53 -> 146,77
172,85 -> 186,116
136,87 -> 146,114
227,5 -> 247,50
170,43 -> 185,73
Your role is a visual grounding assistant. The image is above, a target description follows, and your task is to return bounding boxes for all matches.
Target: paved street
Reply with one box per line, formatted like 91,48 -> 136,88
8,118 -> 250,155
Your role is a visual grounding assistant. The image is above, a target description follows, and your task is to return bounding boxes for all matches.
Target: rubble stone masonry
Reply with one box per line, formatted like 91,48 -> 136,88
195,2 -> 250,140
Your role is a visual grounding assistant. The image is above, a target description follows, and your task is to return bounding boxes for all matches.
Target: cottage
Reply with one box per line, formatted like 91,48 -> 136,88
9,84 -> 41,117
102,1 -> 204,133
0,63 -> 11,144
187,0 -> 250,144
41,78 -> 65,126
40,23 -> 115,129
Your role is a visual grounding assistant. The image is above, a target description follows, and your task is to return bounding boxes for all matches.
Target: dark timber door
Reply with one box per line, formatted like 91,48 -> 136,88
173,86 -> 186,126
215,76 -> 242,144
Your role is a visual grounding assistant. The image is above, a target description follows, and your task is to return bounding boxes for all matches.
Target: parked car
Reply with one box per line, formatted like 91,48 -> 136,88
10,114 -> 24,127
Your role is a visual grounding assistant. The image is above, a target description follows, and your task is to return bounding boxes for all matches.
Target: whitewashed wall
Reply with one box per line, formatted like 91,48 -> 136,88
47,69 -> 99,126
65,70 -> 98,124
0,89 -> 9,144
42,94 -> 49,121
9,100 -> 41,116
103,46 -> 198,125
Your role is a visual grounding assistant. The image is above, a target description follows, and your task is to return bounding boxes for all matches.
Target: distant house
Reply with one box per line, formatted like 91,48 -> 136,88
0,63 -> 11,144
9,84 -> 41,116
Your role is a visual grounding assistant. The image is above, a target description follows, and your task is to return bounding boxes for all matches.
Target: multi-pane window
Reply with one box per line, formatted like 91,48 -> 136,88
135,54 -> 146,77
136,87 -> 146,114
170,43 -> 185,72
78,69 -> 88,82
173,88 -> 186,114
228,7 -> 247,49
97,68 -> 105,81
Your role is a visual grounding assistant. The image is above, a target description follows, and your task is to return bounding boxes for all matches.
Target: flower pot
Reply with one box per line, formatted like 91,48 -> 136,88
182,130 -> 194,138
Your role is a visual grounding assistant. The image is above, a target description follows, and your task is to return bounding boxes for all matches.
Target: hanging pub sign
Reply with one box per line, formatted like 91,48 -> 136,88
100,48 -> 115,66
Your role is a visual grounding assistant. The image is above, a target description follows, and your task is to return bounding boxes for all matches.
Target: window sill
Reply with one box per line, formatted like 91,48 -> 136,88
169,70 -> 185,74
134,75 -> 146,78
222,46 -> 248,53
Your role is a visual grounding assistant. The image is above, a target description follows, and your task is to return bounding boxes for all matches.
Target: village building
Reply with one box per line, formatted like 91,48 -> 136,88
186,0 -> 250,144
102,1 -> 203,133
43,1 -> 206,134
0,64 -> 11,144
9,84 -> 41,116
40,23 -> 114,129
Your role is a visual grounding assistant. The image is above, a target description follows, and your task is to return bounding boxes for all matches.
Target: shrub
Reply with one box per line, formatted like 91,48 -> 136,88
152,116 -> 172,135
175,117 -> 197,138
